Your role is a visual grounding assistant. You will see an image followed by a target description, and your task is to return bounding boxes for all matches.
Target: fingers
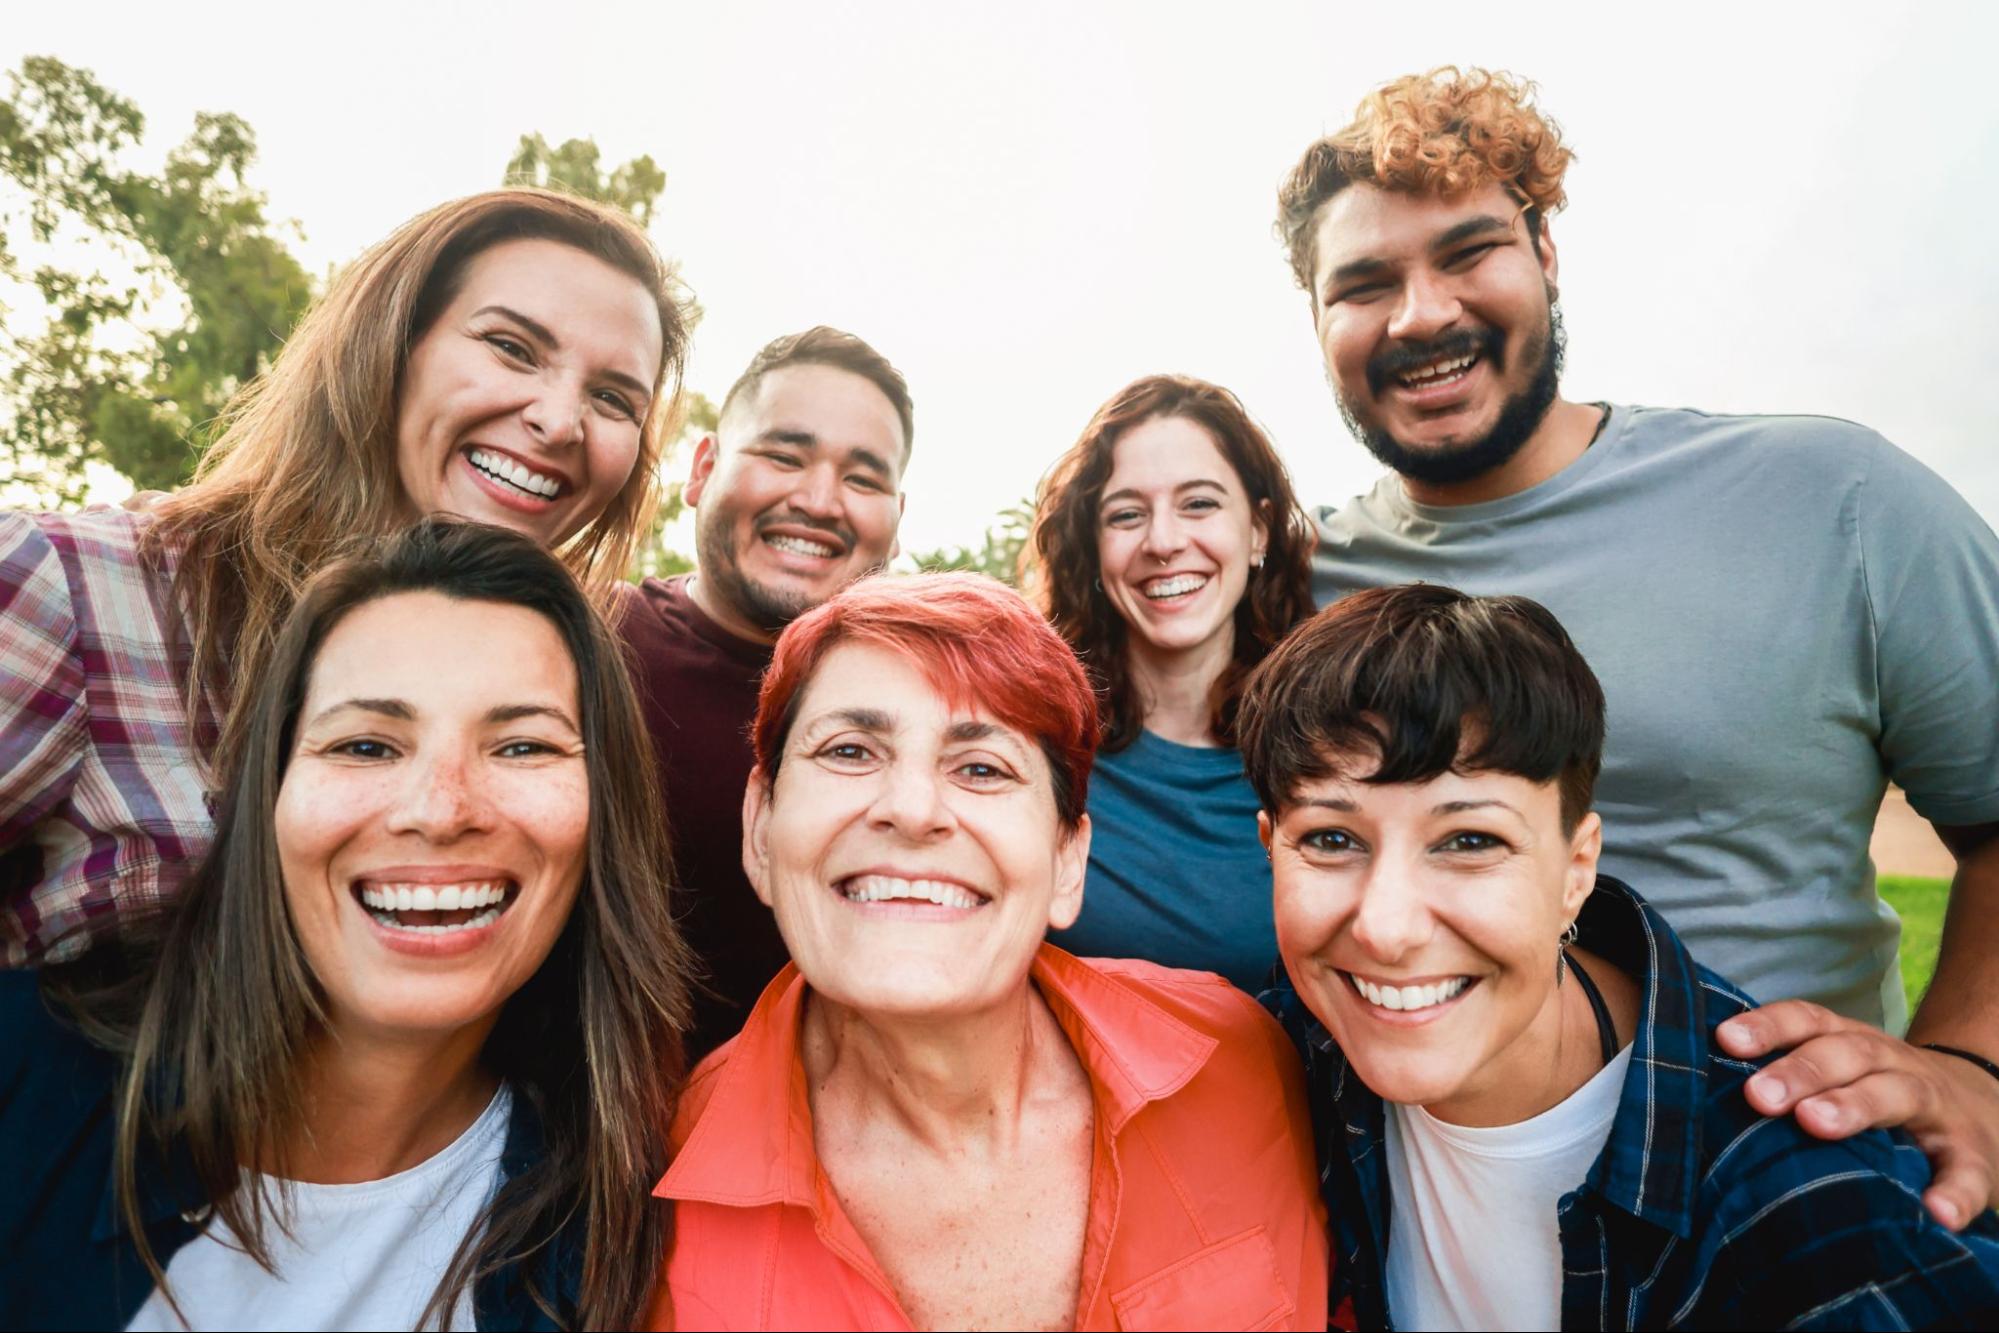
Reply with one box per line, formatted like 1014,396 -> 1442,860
1789,1070 -> 1927,1140
1922,1146 -> 1995,1232
1742,1029 -> 1906,1116
1716,999 -> 1856,1059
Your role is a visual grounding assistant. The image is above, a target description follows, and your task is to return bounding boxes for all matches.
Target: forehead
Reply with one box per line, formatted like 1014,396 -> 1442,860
306,593 -> 578,713
1105,416 -> 1239,493
1284,759 -> 1559,821
733,363 -> 908,472
795,642 -> 1021,739
443,237 -> 662,384
1310,181 -> 1523,282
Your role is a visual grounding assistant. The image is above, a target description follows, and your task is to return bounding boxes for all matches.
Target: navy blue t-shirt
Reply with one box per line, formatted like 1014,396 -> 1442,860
1049,730 -> 1277,991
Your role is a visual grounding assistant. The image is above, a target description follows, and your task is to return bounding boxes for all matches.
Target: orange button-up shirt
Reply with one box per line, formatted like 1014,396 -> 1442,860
649,945 -> 1328,1331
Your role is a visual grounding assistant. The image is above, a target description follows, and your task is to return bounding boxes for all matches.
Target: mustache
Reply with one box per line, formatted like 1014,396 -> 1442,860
1366,327 -> 1505,397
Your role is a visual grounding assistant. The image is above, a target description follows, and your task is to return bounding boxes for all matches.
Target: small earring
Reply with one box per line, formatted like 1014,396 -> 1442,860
1556,918 -> 1579,982
1251,554 -> 1265,569
1093,576 -> 1102,592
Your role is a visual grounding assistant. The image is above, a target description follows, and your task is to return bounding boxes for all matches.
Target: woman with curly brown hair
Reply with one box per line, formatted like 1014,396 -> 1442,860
1024,374 -> 1315,990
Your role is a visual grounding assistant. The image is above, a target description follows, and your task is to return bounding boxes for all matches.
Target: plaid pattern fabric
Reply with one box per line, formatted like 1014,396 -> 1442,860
1263,875 -> 1999,1329
0,508 -> 216,965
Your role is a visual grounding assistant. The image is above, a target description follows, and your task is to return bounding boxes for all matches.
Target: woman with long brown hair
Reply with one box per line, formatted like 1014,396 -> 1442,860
2,520 -> 692,1330
1025,374 -> 1315,990
1,188 -> 693,967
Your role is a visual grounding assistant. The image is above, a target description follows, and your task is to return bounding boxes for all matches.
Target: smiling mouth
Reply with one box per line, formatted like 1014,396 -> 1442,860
1395,352 -> 1480,392
1142,573 -> 1209,601
764,531 -> 842,560
836,874 -> 990,910
353,879 -> 518,935
1345,971 -> 1476,1012
467,447 -> 565,500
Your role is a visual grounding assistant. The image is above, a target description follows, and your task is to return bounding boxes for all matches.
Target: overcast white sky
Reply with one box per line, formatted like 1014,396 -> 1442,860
8,1 -> 1997,552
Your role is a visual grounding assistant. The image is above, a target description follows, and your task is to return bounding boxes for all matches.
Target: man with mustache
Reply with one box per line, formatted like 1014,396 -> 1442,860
620,327 -> 910,1055
1285,69 -> 1999,1230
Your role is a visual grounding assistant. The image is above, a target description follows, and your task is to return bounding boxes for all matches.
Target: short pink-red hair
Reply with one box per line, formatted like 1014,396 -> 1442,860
752,572 -> 1101,827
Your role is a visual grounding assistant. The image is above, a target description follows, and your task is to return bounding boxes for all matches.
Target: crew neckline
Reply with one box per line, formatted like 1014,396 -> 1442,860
1397,1043 -> 1632,1158
259,1082 -> 512,1205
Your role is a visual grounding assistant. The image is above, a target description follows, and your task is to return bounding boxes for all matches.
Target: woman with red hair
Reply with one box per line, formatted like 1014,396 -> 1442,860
647,572 -> 1326,1331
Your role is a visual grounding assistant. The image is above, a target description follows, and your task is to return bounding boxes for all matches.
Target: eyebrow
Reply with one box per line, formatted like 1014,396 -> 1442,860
305,698 -> 579,734
1432,798 -> 1521,817
486,703 -> 581,736
816,706 -> 895,733
756,429 -> 895,481
1323,213 -> 1517,295
473,304 -> 653,404
1099,478 -> 1228,508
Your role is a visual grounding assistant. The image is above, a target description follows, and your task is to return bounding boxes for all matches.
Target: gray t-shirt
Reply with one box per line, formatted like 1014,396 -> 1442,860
1315,404 -> 1999,1027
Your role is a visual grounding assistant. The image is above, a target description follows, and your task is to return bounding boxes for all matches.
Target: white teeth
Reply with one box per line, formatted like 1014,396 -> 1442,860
1399,353 -> 1477,387
1350,973 -> 1470,1012
411,886 -> 436,911
1143,574 -> 1209,600
396,886 -> 415,912
841,875 -> 984,909
435,885 -> 461,911
767,533 -> 839,558
469,448 -> 561,499
358,880 -> 510,919
368,906 -> 504,934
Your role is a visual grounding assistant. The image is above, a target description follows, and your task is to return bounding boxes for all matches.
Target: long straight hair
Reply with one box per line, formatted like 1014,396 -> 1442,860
48,520 -> 693,1329
143,187 -> 694,780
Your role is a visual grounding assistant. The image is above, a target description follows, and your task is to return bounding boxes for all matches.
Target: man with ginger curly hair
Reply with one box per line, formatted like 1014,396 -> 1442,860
1280,67 -> 1999,1233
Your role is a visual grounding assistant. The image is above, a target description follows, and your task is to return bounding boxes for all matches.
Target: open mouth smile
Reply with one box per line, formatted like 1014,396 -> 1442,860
353,878 -> 518,935
1142,573 -> 1210,602
1396,352 -> 1480,392
1344,970 -> 1477,1014
834,873 -> 990,915
465,447 -> 567,502
765,532 -> 842,560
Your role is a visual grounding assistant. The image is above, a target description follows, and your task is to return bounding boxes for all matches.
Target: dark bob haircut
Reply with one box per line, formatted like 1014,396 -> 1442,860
1236,583 -> 1605,831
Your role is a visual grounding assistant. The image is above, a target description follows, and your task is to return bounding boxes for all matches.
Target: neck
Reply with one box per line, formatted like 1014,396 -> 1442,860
801,980 -> 1076,1154
1423,944 -> 1634,1128
685,573 -> 777,647
1400,396 -> 1602,508
280,1016 -> 499,1184
1124,623 -> 1235,748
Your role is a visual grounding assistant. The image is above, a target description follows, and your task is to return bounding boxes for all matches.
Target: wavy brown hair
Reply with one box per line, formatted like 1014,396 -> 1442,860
1024,374 -> 1315,751
143,187 -> 694,779
1277,66 -> 1574,292
47,520 -> 693,1329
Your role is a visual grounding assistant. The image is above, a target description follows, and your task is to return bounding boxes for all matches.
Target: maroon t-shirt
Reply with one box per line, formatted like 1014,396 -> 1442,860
616,575 -> 786,1058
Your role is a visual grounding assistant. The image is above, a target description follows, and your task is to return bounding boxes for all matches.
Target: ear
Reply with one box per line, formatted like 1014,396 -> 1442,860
1252,497 -> 1272,566
741,765 -> 776,908
1536,216 -> 1561,293
889,491 -> 907,563
1560,809 -> 1601,922
1257,809 -> 1275,855
1046,813 -> 1092,932
683,433 -> 721,509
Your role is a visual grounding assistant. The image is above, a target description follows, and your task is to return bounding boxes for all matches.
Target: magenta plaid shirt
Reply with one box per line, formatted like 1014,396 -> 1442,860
0,508 -> 219,965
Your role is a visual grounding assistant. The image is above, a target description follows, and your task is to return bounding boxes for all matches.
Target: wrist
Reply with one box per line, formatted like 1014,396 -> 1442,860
1921,1042 -> 1999,1085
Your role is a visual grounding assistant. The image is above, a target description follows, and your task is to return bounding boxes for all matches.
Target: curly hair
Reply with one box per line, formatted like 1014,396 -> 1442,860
1023,375 -> 1316,753
1277,67 -> 1574,291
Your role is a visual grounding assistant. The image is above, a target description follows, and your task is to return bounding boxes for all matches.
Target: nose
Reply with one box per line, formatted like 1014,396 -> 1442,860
787,462 -> 843,521
1348,865 -> 1434,965
1140,510 -> 1187,564
520,375 -> 585,450
866,759 -> 954,843
386,747 -> 492,843
1386,269 -> 1464,345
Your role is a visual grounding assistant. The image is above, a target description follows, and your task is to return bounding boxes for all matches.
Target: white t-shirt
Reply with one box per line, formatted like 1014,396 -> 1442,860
127,1084 -> 512,1332
1384,1046 -> 1632,1332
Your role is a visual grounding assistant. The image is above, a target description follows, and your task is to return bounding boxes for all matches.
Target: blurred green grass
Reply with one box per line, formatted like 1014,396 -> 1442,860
1881,874 -> 1948,1016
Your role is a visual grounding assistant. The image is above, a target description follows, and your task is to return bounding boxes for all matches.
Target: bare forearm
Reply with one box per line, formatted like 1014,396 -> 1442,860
1907,826 -> 1999,1055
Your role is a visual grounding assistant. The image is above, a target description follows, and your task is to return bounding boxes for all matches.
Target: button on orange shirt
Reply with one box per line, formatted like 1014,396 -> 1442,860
649,945 -> 1328,1331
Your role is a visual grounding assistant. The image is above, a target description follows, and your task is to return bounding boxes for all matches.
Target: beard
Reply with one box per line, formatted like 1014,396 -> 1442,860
693,505 -> 858,636
1336,294 -> 1566,489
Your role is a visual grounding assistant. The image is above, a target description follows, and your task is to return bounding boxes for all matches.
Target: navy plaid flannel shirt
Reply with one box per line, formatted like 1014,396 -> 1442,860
1262,875 -> 1999,1329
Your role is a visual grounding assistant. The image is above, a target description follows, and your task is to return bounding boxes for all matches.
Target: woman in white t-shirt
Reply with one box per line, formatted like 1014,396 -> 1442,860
2,521 -> 694,1331
1241,583 -> 1999,1330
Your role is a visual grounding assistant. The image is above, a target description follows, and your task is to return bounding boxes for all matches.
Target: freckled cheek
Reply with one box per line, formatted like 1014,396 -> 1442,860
492,772 -> 591,875
274,770 -> 387,891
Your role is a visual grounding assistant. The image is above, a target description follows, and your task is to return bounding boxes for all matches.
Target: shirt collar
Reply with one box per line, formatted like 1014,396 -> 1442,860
655,943 -> 1219,1210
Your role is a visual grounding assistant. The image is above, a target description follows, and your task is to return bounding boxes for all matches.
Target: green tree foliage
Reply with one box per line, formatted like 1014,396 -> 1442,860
504,134 -> 668,228
0,56 -> 314,502
911,499 -> 1036,587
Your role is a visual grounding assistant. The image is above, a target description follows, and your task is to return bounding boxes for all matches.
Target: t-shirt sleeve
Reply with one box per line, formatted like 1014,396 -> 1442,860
0,514 -> 87,856
1856,437 -> 1999,827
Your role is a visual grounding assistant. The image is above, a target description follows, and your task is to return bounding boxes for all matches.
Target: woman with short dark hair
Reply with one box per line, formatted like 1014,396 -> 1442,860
1025,374 -> 1315,989
1,521 -> 692,1330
